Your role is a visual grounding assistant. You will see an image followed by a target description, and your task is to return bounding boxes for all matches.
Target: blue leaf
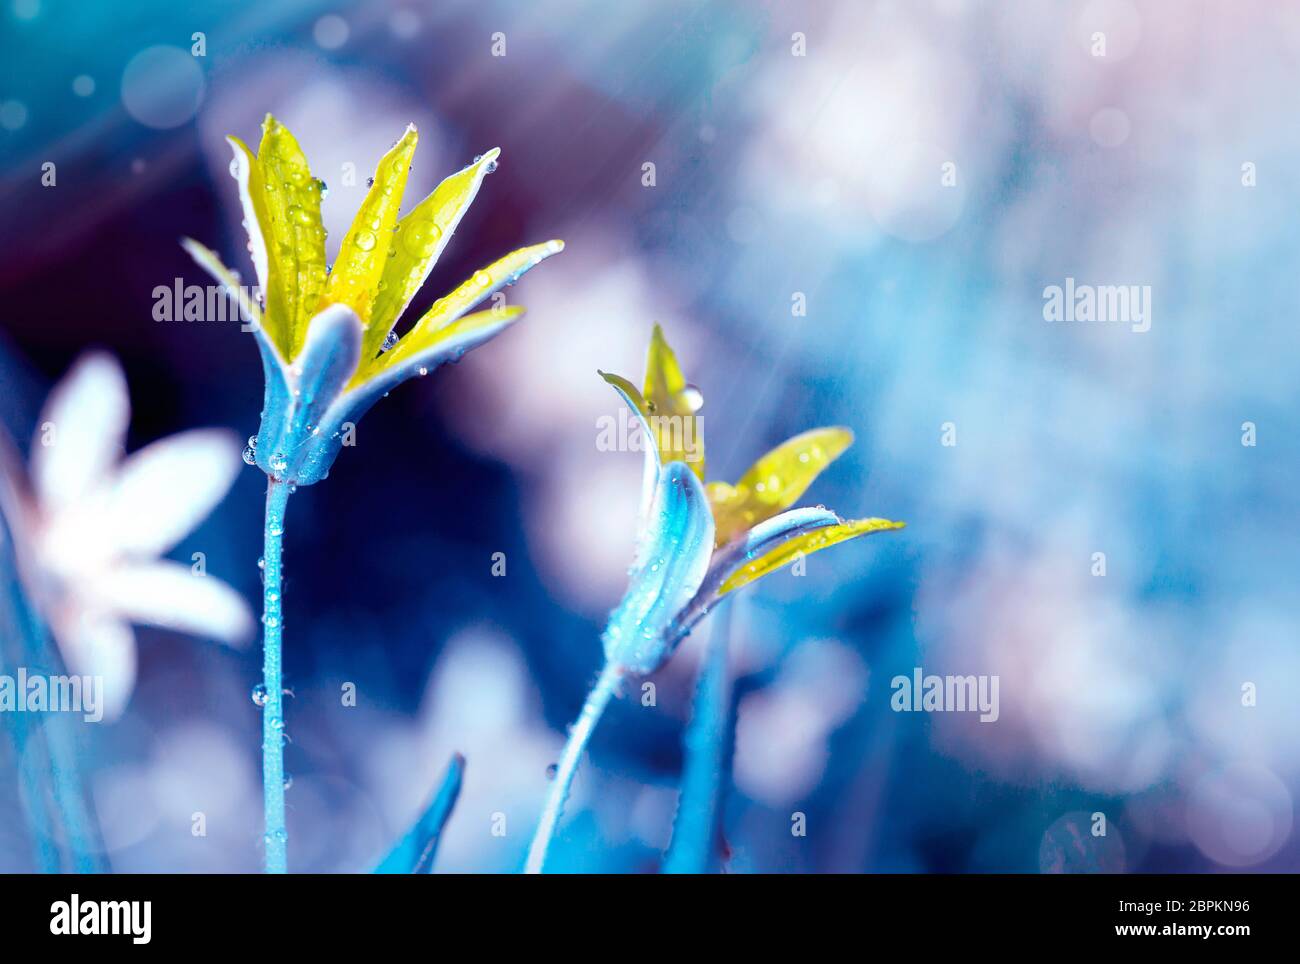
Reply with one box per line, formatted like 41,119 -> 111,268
375,753 -> 465,874
602,461 -> 715,674
668,506 -> 840,649
303,308 -> 524,485
256,305 -> 363,485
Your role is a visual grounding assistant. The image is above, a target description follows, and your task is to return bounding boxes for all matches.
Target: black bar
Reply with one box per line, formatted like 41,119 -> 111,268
0,873 -> 1281,948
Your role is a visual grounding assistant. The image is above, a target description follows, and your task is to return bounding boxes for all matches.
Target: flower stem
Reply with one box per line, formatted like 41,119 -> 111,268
524,661 -> 623,874
261,477 -> 291,873
664,599 -> 733,873
0,527 -> 104,871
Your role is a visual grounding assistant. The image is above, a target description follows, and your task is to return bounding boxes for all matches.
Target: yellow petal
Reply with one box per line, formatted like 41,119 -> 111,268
357,240 -> 563,384
641,324 -> 704,479
320,124 -> 418,333
360,305 -> 525,387
717,517 -> 905,596
254,115 -> 327,359
227,134 -> 294,359
180,238 -> 263,330
708,427 -> 854,547
599,371 -> 652,425
365,148 -> 501,362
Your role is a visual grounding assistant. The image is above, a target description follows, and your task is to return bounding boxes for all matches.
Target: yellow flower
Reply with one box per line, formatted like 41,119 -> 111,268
185,115 -> 563,485
599,325 -> 903,673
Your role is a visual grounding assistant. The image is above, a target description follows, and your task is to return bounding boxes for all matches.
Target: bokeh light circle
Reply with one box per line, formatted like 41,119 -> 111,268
314,14 -> 350,50
0,100 -> 28,131
1039,810 -> 1127,873
865,141 -> 966,243
1187,764 -> 1292,867
121,45 -> 205,129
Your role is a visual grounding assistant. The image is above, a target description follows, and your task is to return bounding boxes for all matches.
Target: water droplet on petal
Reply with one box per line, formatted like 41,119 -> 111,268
251,684 -> 269,707
382,330 -> 398,352
682,384 -> 704,412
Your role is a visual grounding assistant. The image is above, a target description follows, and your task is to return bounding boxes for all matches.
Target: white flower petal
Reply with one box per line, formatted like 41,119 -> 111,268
105,429 -> 242,557
95,561 -> 255,647
51,607 -> 136,721
31,353 -> 129,513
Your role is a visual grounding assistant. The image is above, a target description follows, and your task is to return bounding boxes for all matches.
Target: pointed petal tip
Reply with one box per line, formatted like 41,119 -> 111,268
846,516 -> 906,531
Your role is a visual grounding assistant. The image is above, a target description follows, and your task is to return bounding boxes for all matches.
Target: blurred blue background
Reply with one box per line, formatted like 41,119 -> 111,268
1,0 -> 1298,872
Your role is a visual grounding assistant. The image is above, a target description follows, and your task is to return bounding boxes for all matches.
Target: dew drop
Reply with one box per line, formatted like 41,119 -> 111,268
251,684 -> 269,707
282,774 -> 294,790
242,446 -> 257,465
682,384 -> 704,412
382,330 -> 398,352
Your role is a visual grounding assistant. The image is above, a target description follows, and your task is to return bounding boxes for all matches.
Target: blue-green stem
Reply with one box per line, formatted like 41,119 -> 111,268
0,570 -> 60,871
261,478 -> 291,873
664,599 -> 733,873
0,514 -> 104,871
524,661 -> 623,874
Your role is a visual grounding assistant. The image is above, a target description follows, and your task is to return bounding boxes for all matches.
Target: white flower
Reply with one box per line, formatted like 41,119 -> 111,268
0,353 -> 254,718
